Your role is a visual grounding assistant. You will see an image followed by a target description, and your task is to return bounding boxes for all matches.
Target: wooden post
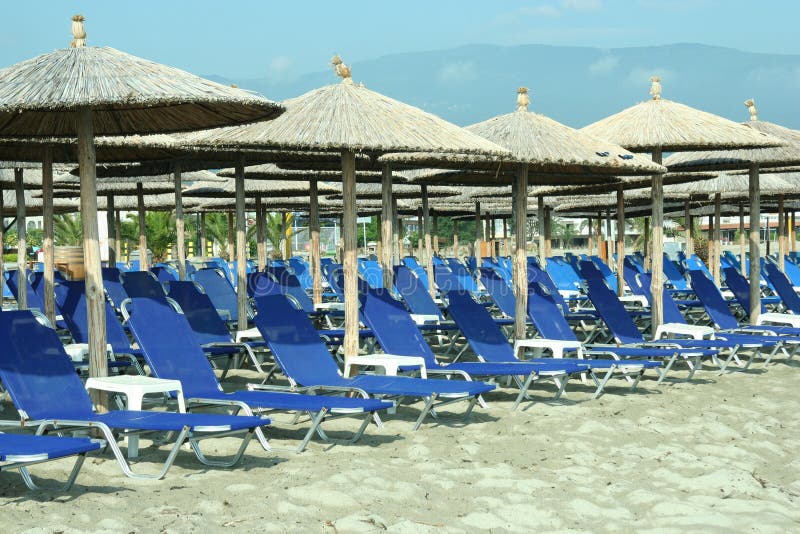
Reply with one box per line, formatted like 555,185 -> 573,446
433,215 -> 440,256
199,212 -> 207,257
392,196 -> 400,265
234,159 -> 248,332
14,169 -> 27,310
284,212 -> 293,260
597,212 -> 604,261
421,185 -> 434,297
587,216 -> 593,255
0,183 -> 4,289
502,218 -> 509,257
485,213 -> 493,258
605,209 -> 613,262
538,196 -> 546,265
748,164 -> 760,325
42,146 -> 56,324
544,207 -> 552,258
513,164 -> 529,341
136,182 -> 147,271
341,150 -> 359,360
650,149 -> 665,330
778,195 -> 785,271
309,179 -> 322,306
765,217 -> 770,257
739,203 -> 746,273
713,193 -> 721,285
106,195 -> 116,265
453,220 -> 459,256
380,164 -> 394,288
174,162 -> 186,281
616,185 -> 625,296
474,201 -> 482,258
684,199 -> 693,256
226,211 -> 234,262
255,195 -> 267,271
792,211 -> 797,253
78,108 -> 108,409
416,208 -> 423,260
115,210 -> 122,263
707,215 -> 714,277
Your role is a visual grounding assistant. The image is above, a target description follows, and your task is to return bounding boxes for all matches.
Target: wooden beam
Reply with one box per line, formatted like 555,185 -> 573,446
106,195 -> 116,265
748,164 -> 761,325
342,150 -> 359,360
199,212 -> 207,257
78,108 -> 108,410
380,164 -> 394,288
42,146 -> 55,324
713,193 -> 721,285
616,185 -> 625,296
136,182 -> 147,271
778,195 -> 785,271
739,203 -> 746,273
309,179 -> 322,306
513,164 -> 529,341
255,195 -> 266,271
650,148 -> 665,330
538,196 -> 546,265
684,199 -> 693,255
234,159 -> 248,332
174,162 -> 186,281
422,185 -> 434,297
14,168 -> 26,310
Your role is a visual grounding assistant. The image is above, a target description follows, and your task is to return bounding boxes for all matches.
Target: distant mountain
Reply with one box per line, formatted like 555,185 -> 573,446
205,43 -> 800,130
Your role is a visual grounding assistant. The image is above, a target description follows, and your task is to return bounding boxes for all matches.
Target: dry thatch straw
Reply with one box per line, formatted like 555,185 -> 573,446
215,163 -> 387,183
531,172 -> 717,196
0,166 -> 73,189
194,194 -> 384,214
663,99 -> 800,171
0,189 -> 78,215
323,182 -> 460,200
183,179 -> 338,198
581,82 -> 786,152
49,193 -> 206,212
666,172 -> 800,201
43,170 -> 223,197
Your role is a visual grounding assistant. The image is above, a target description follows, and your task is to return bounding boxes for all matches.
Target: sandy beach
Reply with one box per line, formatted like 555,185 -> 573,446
1,357 -> 798,533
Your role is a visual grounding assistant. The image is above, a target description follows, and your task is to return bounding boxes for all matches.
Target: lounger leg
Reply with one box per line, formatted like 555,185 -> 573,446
512,372 -> 538,410
311,410 -> 373,451
413,396 -> 438,431
685,356 -> 700,380
630,369 -> 644,391
656,355 -> 678,385
189,428 -> 255,468
14,453 -> 89,491
591,368 -> 615,400
762,344 -> 783,367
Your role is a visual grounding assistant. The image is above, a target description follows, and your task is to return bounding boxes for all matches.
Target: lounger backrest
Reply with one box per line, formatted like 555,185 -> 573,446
479,267 -> 516,317
722,266 -> 765,314
253,294 -> 344,385
120,271 -> 166,299
448,260 -> 480,292
4,270 -> 46,312
191,268 -> 239,322
623,258 -> 645,297
151,266 -> 177,284
527,283 -> 579,342
124,297 -> 223,396
434,265 -> 462,293
764,262 -> 800,313
165,281 -> 233,345
687,269 -> 740,330
526,261 -> 568,309
288,257 -> 313,290
324,264 -> 345,300
445,290 -> 515,361
246,271 -> 282,299
582,271 -> 645,344
358,285 -> 437,366
545,257 -> 582,291
393,265 -> 443,318
662,255 -> 689,290
630,273 -> 686,324
780,257 -> 800,286
359,260 -> 384,289
101,267 -> 129,309
402,257 -> 429,290
267,267 -> 315,313
54,281 -> 133,354
0,310 -> 94,421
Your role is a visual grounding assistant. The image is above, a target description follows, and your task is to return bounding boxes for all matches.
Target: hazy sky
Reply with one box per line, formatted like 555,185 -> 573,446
1,1 -> 797,81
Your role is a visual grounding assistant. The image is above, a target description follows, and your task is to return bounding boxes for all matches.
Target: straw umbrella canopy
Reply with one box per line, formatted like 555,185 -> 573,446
182,56 -> 509,360
323,182 -> 460,200
581,78 -> 785,327
184,179 -> 339,198
0,15 -> 283,402
216,163 -> 385,183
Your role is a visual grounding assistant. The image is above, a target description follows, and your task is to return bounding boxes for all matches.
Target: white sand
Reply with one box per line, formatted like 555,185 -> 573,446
1,360 -> 799,532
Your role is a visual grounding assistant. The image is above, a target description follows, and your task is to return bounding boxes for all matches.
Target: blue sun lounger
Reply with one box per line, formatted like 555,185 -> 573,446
0,432 -> 101,490
764,262 -> 800,314
253,293 -> 495,430
358,282 -> 580,406
120,270 -> 166,299
122,297 -> 394,452
447,289 -> 660,401
722,266 -> 783,314
0,310 -> 266,480
192,267 -> 248,324
402,256 -> 430,290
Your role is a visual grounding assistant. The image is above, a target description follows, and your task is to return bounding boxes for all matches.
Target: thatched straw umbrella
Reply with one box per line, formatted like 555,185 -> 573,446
182,57 -> 509,360
397,88 -> 665,339
581,78 -> 784,328
0,15 -> 282,404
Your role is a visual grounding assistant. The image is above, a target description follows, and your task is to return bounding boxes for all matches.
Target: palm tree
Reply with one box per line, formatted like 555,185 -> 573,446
53,214 -> 82,246
120,212 -> 176,262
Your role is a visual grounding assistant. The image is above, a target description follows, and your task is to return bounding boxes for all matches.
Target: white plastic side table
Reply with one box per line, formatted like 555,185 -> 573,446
85,375 -> 186,458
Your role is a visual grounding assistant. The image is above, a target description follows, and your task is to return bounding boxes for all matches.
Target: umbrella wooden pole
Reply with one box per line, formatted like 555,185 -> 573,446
422,185 -> 434,297
792,212 -> 796,253
616,185 -> 625,296
42,146 -> 55,324
502,218 -> 509,257
587,217 -> 593,255
513,164 -> 529,341
416,208 -> 423,260
684,200 -> 693,256
713,193 -> 721,285
765,218 -> 770,257
0,184 -> 4,288
136,183 -> 147,271
453,220 -> 459,256
309,181 -> 322,305
545,208 -> 553,258
106,195 -> 116,265
433,216 -> 440,256
707,216 -> 713,278
605,209 -> 613,262
643,218 -> 649,269
392,196 -> 400,265
115,210 -> 122,263
255,195 -> 266,271
14,169 -> 26,310
380,164 -> 394,288
226,211 -> 234,262
342,150 -> 359,361
376,215 -> 382,263
778,195 -> 785,271
739,203 -> 746,273
234,159 -> 248,333
485,212 -> 493,259
650,148 -> 665,330
474,201 -> 481,258
174,162 -> 186,281
284,212 -> 292,259
78,108 -> 108,409
596,212 -> 604,262
199,213 -> 207,257
748,164 -> 761,325
538,196 -> 546,265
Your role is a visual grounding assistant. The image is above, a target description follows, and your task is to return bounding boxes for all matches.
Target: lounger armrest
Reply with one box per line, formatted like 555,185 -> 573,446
344,354 -> 427,378
513,339 -> 582,359
756,312 -> 800,328
653,323 -> 715,340
247,383 -> 370,399
216,309 -> 232,321
409,314 -> 441,325
234,327 -> 262,342
619,295 -> 649,308
727,327 -> 777,336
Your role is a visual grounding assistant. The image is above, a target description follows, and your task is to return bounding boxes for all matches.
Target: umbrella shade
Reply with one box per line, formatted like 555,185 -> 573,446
0,134 -> 189,164
0,166 -> 72,189
323,182 -> 460,200
531,172 -> 717,197
183,179 -> 338,198
215,162 -> 386,183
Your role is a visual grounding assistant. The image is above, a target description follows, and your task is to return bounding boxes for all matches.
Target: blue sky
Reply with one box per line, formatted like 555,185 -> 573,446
1,1 -> 798,81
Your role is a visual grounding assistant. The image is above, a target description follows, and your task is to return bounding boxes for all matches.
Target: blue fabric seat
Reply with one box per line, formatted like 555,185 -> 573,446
120,271 -> 165,299
0,432 -> 101,490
